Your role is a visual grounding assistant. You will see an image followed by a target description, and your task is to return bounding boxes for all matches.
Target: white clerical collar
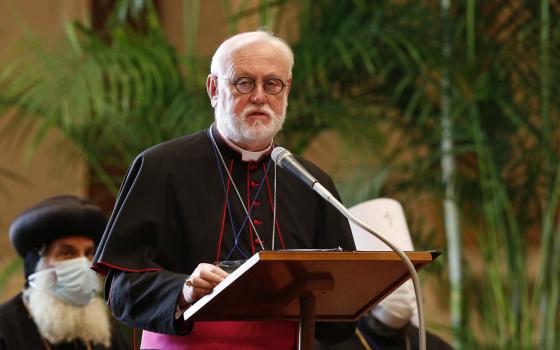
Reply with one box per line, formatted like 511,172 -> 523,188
215,123 -> 273,162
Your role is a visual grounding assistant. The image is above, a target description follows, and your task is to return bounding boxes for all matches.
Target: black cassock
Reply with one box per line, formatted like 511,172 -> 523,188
92,126 -> 356,347
0,293 -> 130,350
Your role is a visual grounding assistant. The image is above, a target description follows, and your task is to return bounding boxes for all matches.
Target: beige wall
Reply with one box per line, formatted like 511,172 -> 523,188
158,0 -> 299,57
0,0 -> 89,301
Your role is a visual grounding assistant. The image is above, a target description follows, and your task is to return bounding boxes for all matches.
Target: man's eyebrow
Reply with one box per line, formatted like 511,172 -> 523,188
234,74 -> 285,81
57,243 -> 78,251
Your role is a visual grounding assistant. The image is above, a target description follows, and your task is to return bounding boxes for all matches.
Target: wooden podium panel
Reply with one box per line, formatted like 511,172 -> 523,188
183,250 -> 439,322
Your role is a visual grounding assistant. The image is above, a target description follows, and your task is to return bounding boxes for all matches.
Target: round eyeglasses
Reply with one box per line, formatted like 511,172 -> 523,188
217,76 -> 289,95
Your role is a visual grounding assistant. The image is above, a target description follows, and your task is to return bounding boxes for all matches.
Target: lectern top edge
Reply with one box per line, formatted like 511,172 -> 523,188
256,250 -> 437,263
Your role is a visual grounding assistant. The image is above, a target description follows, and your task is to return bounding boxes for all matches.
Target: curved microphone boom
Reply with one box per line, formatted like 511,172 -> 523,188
271,146 -> 427,350
271,147 -> 318,188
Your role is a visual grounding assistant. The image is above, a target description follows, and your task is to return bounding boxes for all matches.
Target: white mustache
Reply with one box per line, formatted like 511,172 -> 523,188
240,105 -> 274,120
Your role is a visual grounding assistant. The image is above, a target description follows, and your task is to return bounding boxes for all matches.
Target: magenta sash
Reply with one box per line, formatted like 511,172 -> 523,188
141,321 -> 297,349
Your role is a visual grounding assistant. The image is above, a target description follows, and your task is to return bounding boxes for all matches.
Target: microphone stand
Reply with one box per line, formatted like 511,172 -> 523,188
312,182 -> 427,350
271,147 -> 426,350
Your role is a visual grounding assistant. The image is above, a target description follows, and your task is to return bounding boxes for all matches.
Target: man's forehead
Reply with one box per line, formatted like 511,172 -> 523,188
225,41 -> 292,77
50,235 -> 95,248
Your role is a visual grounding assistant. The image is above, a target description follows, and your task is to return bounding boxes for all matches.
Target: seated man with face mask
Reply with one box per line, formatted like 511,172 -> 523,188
0,195 -> 131,350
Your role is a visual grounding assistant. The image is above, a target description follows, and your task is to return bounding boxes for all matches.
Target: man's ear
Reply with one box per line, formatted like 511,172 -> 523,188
206,74 -> 218,108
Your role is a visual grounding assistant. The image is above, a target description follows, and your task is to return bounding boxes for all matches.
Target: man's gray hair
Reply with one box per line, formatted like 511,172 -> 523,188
210,30 -> 294,77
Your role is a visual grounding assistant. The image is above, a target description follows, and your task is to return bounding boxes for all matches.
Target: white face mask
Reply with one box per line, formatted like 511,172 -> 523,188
28,257 -> 100,306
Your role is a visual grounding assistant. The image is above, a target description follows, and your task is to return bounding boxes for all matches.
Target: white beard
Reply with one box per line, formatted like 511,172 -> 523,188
23,288 -> 112,347
215,98 -> 287,150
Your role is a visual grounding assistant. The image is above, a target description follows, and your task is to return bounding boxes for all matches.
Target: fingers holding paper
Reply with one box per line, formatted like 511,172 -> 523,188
182,263 -> 229,304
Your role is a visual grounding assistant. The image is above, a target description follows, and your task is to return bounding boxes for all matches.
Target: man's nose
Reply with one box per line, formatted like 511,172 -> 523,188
249,83 -> 267,104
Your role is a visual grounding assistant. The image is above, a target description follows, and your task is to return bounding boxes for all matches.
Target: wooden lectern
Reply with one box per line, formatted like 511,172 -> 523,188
183,250 -> 439,350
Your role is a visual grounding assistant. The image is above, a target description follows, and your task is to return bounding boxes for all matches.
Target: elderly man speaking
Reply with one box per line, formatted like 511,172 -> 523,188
92,30 -> 356,349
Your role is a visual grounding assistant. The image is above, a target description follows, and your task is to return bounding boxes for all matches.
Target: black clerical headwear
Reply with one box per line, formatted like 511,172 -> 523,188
9,195 -> 106,258
10,195 -> 107,282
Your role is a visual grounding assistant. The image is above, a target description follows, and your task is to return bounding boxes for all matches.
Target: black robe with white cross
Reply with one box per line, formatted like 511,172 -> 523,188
92,125 -> 356,345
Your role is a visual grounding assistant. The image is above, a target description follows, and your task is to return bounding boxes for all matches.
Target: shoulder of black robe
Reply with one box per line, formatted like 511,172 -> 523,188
92,129 -> 211,274
0,293 -> 45,350
292,154 -> 356,250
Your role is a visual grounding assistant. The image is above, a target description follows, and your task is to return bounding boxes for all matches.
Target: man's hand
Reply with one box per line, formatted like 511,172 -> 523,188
180,263 -> 229,305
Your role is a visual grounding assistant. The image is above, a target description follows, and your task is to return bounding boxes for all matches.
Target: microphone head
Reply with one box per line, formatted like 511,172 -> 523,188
271,147 -> 291,167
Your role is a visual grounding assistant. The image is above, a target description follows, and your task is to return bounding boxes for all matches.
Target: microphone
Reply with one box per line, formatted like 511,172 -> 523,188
271,147 -> 318,188
271,147 -> 341,202
270,146 -> 428,350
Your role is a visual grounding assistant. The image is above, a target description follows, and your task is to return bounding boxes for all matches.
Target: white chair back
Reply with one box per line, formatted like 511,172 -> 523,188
349,198 -> 419,328
349,198 -> 414,252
